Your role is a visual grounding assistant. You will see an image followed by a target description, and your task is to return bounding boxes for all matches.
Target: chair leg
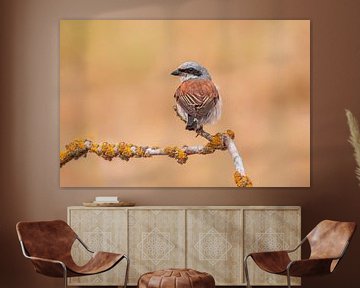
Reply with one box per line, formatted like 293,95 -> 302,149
244,255 -> 252,288
62,264 -> 68,288
286,269 -> 291,288
123,255 -> 130,288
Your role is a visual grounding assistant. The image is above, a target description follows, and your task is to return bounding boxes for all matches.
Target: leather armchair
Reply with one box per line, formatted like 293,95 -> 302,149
16,220 -> 129,288
244,220 -> 356,288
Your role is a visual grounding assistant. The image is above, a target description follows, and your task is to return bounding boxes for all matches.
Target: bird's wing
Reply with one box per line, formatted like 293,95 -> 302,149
174,79 -> 219,118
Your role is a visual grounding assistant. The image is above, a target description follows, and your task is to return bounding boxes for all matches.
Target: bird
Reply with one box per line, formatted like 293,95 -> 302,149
171,61 -> 221,132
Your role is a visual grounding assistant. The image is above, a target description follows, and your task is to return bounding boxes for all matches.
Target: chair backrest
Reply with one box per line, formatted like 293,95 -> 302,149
16,220 -> 77,261
307,220 -> 356,261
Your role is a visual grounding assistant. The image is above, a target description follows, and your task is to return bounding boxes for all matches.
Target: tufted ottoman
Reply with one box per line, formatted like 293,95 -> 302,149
138,268 -> 215,288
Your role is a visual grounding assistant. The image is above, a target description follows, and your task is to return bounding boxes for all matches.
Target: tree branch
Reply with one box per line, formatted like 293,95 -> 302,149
60,107 -> 252,187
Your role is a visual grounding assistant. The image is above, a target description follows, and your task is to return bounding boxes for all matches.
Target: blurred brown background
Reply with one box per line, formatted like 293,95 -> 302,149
60,20 -> 310,187
1,1 -> 360,288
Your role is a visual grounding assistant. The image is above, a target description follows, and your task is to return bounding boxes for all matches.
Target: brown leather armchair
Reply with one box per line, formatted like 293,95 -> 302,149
244,220 -> 356,288
16,220 -> 129,288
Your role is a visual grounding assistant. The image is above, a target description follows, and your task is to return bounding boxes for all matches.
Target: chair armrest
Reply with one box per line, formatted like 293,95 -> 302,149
245,237 -> 305,259
26,255 -> 65,266
247,250 -> 290,258
285,237 -> 307,253
76,236 -> 94,253
287,258 -> 335,277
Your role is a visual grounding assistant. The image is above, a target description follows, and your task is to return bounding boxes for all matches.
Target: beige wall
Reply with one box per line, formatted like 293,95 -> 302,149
1,1 -> 360,288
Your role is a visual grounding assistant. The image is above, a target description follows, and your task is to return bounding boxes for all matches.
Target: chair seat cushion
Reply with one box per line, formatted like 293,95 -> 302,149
138,268 -> 215,288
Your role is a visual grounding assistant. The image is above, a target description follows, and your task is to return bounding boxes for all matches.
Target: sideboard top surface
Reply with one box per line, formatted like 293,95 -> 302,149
68,206 -> 301,210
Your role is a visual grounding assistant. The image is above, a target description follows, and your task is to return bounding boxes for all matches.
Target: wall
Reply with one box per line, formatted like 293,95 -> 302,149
1,1 -> 360,288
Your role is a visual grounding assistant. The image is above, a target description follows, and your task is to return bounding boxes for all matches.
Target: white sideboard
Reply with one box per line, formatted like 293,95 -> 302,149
67,206 -> 301,286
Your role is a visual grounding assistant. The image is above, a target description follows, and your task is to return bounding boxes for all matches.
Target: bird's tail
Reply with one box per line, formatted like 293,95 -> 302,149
186,115 -> 198,131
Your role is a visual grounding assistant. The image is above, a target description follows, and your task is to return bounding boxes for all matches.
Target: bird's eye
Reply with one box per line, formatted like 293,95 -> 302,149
186,68 -> 201,75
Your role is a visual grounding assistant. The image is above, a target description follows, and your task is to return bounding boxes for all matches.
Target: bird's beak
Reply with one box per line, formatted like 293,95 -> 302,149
171,69 -> 181,76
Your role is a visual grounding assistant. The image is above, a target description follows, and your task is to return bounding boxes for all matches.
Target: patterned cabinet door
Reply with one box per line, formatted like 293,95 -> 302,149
187,209 -> 243,285
244,209 -> 301,286
68,208 -> 128,286
128,209 -> 186,284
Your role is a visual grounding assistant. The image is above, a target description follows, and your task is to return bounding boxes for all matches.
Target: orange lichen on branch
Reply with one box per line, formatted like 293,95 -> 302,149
234,171 -> 253,187
118,142 -> 134,161
60,129 -> 252,187
90,142 -> 100,154
100,142 -> 117,160
204,132 -> 227,152
135,146 -> 146,158
164,146 -> 189,164
60,139 -> 89,167
225,129 -> 235,140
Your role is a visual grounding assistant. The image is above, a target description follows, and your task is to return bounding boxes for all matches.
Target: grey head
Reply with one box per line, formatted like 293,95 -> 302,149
171,61 -> 211,82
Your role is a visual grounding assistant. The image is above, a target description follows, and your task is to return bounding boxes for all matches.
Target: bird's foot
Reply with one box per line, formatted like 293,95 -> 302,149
195,127 -> 202,137
195,127 -> 212,141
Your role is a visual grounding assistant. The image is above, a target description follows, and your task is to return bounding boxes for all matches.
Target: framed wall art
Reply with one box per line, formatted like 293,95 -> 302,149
60,20 -> 310,187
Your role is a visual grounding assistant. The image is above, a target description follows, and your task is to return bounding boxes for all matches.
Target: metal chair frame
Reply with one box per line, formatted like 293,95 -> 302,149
244,237 -> 350,288
19,234 -> 129,288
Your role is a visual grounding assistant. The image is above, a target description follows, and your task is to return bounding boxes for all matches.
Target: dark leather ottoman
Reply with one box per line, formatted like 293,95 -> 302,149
138,268 -> 215,288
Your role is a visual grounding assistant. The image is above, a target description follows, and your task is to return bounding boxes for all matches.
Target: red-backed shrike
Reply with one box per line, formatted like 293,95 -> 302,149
171,61 -> 221,131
